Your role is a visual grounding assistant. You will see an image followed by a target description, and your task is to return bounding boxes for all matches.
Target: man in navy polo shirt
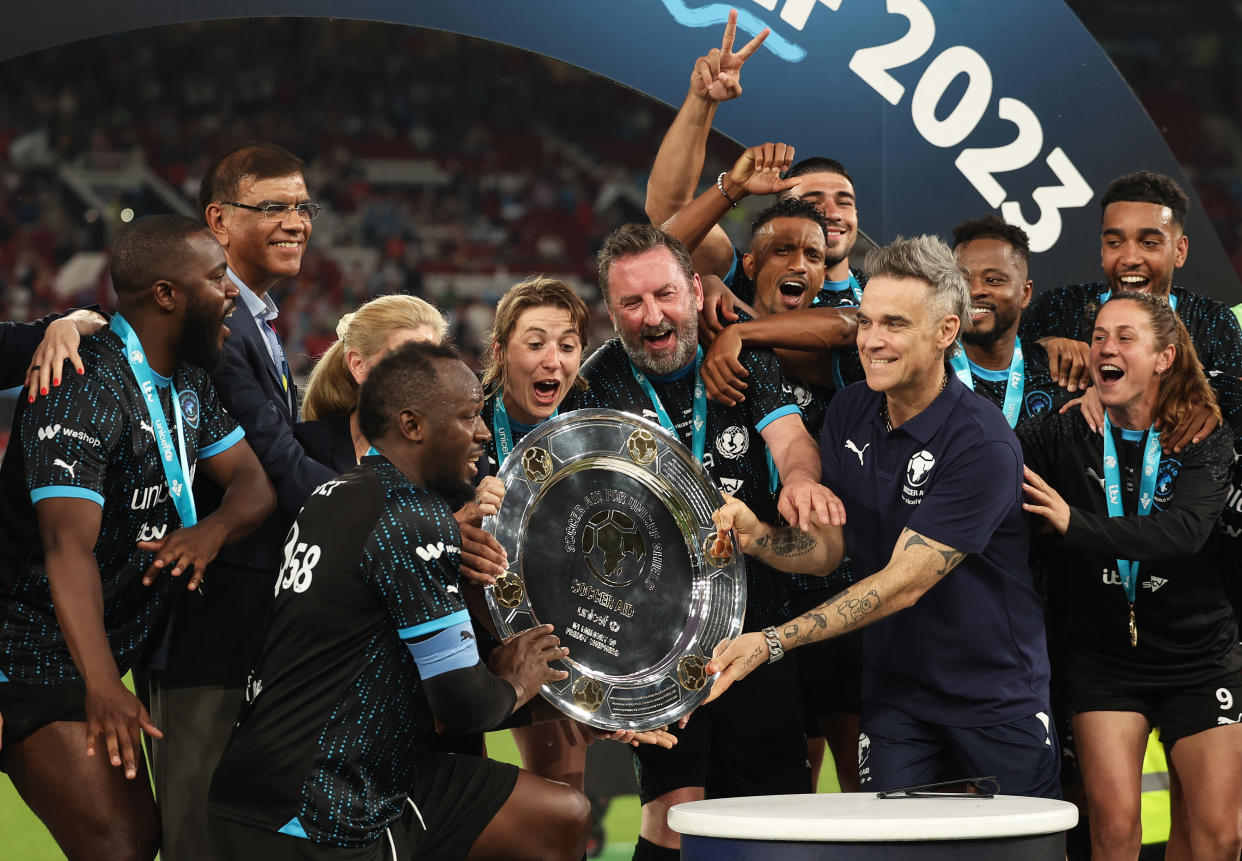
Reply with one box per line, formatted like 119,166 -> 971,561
707,235 -> 1057,798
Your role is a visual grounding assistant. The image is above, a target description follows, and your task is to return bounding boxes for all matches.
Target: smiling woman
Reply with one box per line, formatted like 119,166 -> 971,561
1018,292 -> 1242,861
478,274 -> 595,794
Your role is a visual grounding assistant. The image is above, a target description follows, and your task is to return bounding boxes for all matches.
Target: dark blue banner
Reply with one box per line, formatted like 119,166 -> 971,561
3,0 -> 1233,300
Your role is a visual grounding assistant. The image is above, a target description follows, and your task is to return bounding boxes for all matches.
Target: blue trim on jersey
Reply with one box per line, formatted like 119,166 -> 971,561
30,485 -> 105,507
198,425 -> 245,460
406,618 -> 483,679
1119,427 -> 1146,442
398,608 -> 471,642
967,361 -> 1010,383
278,817 -> 309,839
755,404 -> 801,433
0,668 -> 8,682
723,250 -> 739,287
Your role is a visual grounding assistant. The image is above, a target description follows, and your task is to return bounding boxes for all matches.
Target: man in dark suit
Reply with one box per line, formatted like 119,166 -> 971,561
145,142 -> 336,861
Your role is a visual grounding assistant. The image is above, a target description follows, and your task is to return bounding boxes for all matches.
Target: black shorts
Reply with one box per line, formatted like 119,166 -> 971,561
1065,662 -> 1242,748
0,682 -> 86,760
209,754 -> 518,860
797,630 -> 862,734
633,655 -> 810,804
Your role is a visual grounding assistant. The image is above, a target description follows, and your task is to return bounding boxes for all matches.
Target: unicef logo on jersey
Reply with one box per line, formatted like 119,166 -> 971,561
1155,457 -> 1181,508
178,390 -> 201,429
715,426 -> 750,459
901,450 -> 936,505
1024,390 -> 1052,416
783,381 -> 813,408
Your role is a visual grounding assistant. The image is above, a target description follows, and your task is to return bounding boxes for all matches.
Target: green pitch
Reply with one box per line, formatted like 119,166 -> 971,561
3,721 -> 839,860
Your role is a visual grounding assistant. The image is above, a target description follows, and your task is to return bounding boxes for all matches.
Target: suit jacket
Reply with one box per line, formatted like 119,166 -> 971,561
294,413 -> 357,475
148,307 -> 335,683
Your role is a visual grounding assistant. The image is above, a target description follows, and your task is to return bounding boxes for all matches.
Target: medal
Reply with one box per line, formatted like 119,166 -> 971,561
1102,416 -> 1160,649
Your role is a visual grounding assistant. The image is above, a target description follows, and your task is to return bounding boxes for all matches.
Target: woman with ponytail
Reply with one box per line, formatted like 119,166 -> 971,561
1018,292 -> 1242,860
297,294 -> 448,470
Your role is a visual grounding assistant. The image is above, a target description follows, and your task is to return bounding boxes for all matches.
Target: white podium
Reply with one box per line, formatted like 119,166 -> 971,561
669,793 -> 1078,860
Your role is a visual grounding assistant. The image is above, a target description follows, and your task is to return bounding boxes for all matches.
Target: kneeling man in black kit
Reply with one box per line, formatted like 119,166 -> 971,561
208,342 -> 596,860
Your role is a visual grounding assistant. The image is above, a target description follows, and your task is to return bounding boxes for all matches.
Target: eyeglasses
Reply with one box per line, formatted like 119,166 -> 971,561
222,201 -> 322,221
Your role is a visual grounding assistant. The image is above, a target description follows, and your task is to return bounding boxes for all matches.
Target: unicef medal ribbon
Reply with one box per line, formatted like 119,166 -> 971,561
948,338 -> 1025,428
847,273 -> 863,305
828,275 -> 863,390
629,347 -> 706,464
1101,415 -> 1161,647
492,388 -> 556,467
110,313 -> 197,528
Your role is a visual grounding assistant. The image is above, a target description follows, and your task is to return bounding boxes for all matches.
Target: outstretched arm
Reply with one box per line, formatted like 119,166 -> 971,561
646,10 -> 769,278
702,306 -> 858,403
712,493 -> 844,574
706,527 -> 964,700
137,440 -> 275,589
37,499 -> 163,779
661,142 -> 800,269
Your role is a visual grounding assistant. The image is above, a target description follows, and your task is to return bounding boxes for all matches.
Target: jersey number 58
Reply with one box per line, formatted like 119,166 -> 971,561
276,521 -> 321,596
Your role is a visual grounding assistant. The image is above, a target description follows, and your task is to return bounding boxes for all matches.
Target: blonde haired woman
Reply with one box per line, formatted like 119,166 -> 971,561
298,294 -> 449,469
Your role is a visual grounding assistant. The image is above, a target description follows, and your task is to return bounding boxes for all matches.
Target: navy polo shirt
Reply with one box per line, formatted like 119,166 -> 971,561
821,375 -> 1050,728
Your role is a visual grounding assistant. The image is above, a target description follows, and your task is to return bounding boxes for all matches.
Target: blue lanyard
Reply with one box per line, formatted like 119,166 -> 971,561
950,337 -> 1026,428
492,389 -> 555,467
630,348 -> 707,463
1101,416 -> 1161,606
829,274 -> 863,390
1099,290 -> 1178,313
110,314 -> 196,528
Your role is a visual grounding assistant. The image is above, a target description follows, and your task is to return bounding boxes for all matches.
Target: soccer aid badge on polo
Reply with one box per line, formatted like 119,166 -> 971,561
902,450 -> 936,505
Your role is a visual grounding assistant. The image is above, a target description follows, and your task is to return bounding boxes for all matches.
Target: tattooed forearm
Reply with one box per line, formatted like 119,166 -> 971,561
836,589 -> 881,628
791,612 -> 828,646
754,528 -> 819,558
902,532 -> 966,577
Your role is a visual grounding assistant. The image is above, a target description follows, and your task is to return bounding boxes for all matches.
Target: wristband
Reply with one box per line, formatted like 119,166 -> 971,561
763,626 -> 784,663
716,171 -> 740,207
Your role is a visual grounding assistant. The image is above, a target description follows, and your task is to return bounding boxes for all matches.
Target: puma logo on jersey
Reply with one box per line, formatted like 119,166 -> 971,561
139,420 -> 155,438
1218,712 -> 1242,726
445,584 -> 460,595
53,459 -> 77,480
845,440 -> 870,466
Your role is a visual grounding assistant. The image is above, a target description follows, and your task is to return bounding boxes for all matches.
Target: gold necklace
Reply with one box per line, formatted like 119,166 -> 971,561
881,371 -> 948,431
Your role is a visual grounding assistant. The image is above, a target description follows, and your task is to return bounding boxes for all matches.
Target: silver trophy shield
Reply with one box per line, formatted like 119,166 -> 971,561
483,409 -> 746,732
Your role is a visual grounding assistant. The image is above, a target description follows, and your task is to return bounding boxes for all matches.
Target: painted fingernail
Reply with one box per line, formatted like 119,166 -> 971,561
27,395 -> 34,403
53,378 -> 59,386
77,367 -> 84,374
40,387 -> 47,395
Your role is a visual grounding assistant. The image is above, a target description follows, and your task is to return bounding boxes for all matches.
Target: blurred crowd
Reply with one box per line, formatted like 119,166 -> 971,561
4,8 -> 1242,376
